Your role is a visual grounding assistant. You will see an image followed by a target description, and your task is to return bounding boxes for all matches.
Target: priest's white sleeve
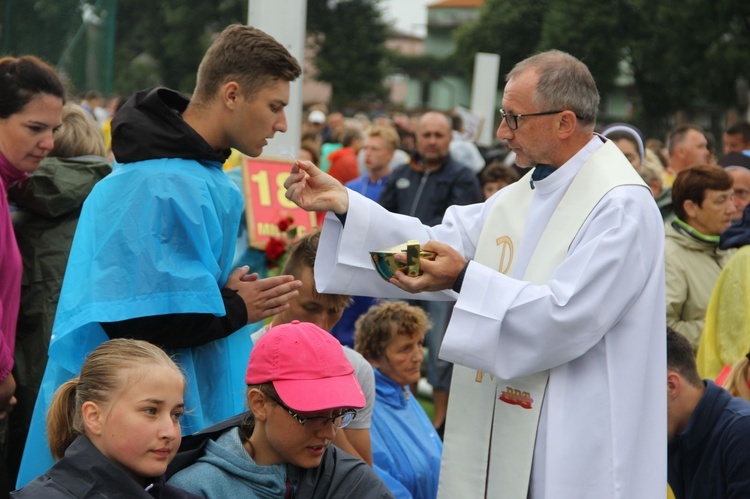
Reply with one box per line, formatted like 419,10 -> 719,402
315,189 -> 487,300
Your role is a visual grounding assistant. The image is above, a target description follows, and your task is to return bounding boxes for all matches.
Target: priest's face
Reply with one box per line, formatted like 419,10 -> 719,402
496,70 -> 558,168
371,330 -> 425,387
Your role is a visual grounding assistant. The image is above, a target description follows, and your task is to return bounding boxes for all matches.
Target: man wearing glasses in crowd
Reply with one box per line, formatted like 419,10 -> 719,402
284,50 -> 665,499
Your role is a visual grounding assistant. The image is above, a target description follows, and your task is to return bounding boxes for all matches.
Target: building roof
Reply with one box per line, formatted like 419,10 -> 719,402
428,0 -> 484,8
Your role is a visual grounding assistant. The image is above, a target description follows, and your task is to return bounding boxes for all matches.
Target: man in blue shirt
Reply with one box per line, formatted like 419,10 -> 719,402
331,125 -> 401,348
346,125 -> 399,201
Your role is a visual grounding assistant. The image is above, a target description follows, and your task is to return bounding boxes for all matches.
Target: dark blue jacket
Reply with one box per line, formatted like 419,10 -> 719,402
668,381 -> 750,499
12,435 -> 199,498
378,156 -> 482,226
720,204 -> 750,250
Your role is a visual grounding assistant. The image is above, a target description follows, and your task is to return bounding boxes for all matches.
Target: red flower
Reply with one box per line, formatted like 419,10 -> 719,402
265,237 -> 287,262
277,215 -> 295,232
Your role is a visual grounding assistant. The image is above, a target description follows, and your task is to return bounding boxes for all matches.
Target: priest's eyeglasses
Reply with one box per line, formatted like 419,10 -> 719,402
267,394 -> 357,429
500,109 -> 580,130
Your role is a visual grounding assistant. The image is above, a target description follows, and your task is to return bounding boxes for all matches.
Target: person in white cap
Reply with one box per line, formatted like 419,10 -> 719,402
306,109 -> 327,145
308,109 -> 326,125
601,123 -> 645,171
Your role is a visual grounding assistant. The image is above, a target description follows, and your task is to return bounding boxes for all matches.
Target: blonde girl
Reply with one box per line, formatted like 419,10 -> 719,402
13,339 -> 198,498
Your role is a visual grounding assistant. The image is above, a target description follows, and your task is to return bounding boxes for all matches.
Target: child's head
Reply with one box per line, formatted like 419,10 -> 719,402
481,161 -> 520,199
275,231 -> 352,332
47,339 -> 186,485
242,321 -> 365,468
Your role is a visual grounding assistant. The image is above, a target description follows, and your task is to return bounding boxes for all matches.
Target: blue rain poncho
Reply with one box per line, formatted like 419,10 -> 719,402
17,157 -> 252,486
370,369 -> 442,499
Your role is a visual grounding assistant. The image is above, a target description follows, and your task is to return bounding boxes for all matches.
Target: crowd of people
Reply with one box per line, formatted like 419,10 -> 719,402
2,22 -> 750,499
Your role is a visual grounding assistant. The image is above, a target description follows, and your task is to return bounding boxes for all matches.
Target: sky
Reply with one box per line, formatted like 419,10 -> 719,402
379,0 -> 433,38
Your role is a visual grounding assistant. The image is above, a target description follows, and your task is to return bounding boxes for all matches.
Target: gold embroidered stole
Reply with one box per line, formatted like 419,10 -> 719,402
437,140 -> 646,499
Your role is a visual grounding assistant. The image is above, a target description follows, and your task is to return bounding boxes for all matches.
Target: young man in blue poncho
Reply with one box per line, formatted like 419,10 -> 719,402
18,24 -> 303,486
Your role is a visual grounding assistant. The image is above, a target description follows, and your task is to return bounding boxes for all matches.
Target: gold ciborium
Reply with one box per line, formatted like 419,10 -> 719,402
370,240 -> 436,281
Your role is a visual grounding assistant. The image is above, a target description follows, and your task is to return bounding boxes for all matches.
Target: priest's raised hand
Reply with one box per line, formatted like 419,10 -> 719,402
284,159 -> 349,215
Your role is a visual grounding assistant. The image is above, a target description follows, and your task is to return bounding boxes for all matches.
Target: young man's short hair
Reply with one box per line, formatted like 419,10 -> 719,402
667,327 -> 703,388
366,125 -> 399,151
193,24 -> 301,104
282,230 -> 351,311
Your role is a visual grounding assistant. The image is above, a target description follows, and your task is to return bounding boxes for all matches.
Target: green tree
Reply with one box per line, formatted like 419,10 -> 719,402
307,0 -> 389,109
537,0 -> 623,98
1,0 -> 247,96
454,0 -> 622,98
1,0 -> 80,63
628,0 -> 750,134
453,0 -> 548,85
113,0 -> 246,95
453,0 -> 750,137
386,52 -> 459,108
1,0 -> 87,91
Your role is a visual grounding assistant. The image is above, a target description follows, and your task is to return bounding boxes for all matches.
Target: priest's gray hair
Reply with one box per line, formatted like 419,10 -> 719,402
507,50 -> 599,128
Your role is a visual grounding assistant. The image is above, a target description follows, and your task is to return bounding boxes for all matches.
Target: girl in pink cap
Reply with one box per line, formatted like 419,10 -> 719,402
167,321 -> 393,498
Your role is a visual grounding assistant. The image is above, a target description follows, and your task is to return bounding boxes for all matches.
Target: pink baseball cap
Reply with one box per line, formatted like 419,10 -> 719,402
245,321 -> 366,412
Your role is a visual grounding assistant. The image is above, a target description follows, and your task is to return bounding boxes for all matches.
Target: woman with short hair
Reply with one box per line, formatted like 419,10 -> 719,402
355,301 -> 442,499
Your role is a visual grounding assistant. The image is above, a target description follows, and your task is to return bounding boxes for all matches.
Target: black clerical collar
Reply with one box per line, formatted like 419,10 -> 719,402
530,164 -> 556,189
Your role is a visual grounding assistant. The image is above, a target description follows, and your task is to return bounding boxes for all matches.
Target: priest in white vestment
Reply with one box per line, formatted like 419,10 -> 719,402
284,50 -> 666,499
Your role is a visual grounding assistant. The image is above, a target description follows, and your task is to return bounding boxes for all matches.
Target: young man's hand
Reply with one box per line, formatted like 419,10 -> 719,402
226,267 -> 301,323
